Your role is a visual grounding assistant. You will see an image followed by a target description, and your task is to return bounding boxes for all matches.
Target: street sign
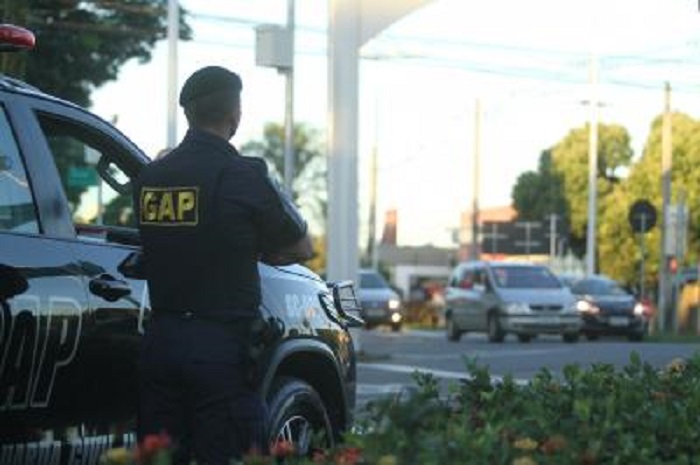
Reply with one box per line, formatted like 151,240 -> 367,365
481,220 -> 548,255
628,199 -> 656,233
67,166 -> 98,188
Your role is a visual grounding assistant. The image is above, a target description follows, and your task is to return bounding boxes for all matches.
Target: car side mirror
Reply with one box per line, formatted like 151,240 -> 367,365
0,264 -> 28,299
118,251 -> 145,279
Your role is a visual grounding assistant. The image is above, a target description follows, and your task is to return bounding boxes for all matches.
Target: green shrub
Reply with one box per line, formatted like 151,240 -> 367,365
103,353 -> 700,464
344,353 -> 700,465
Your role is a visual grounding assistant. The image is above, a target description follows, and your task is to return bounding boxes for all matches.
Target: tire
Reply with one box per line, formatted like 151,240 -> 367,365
391,322 -> 402,332
487,314 -> 505,343
446,315 -> 462,342
562,333 -> 579,343
585,333 -> 600,341
267,377 -> 334,457
517,334 -> 532,343
628,331 -> 644,342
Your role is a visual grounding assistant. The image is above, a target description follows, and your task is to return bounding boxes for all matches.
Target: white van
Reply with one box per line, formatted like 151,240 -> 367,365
444,261 -> 582,343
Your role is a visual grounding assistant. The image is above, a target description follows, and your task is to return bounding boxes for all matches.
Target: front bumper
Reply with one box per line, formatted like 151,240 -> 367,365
501,313 -> 582,335
581,314 -> 646,335
361,308 -> 402,325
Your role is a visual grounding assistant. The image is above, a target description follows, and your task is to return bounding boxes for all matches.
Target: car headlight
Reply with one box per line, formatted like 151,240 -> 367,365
576,300 -> 599,314
503,302 -> 530,314
634,302 -> 646,316
388,299 -> 400,310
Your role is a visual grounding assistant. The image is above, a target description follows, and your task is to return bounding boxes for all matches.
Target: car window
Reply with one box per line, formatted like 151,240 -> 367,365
0,107 -> 39,233
573,279 -> 628,296
491,265 -> 562,289
36,113 -> 135,239
360,272 -> 389,289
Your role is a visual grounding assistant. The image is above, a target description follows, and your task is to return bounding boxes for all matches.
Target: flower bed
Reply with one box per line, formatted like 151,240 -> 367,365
103,353 -> 700,464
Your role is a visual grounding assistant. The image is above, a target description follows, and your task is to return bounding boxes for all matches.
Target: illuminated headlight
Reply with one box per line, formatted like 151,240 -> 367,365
390,312 -> 402,323
388,299 -> 400,310
576,300 -> 599,314
634,302 -> 646,316
503,302 -> 530,314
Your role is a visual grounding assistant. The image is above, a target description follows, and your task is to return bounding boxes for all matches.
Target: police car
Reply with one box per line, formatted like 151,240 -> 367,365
0,25 -> 360,462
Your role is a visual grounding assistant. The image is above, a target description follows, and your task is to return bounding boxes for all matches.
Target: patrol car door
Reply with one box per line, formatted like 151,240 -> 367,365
26,102 -> 148,439
0,100 -> 90,449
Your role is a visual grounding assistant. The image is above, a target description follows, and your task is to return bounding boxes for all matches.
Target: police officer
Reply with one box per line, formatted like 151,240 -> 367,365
134,66 -> 312,464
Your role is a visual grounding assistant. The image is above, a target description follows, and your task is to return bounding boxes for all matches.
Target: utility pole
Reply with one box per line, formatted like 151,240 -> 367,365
283,0 -> 295,194
585,53 -> 599,276
166,0 -> 178,149
471,98 -> 481,260
367,144 -> 378,269
659,82 -> 672,332
549,214 -> 558,268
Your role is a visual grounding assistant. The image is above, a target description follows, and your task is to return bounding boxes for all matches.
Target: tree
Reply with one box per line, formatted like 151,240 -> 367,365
598,112 -> 700,286
550,123 -> 634,259
1,0 -> 191,107
240,123 -> 327,234
511,149 -> 568,222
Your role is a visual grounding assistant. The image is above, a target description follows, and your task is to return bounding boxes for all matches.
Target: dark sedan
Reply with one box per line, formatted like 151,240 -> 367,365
571,275 -> 648,341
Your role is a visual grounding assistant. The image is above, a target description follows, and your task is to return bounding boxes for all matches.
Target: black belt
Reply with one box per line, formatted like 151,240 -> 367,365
154,308 -> 196,320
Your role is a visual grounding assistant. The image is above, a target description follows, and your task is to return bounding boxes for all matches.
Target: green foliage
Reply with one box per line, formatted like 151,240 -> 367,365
548,123 -> 634,259
240,123 -> 327,233
101,355 -> 700,464
511,149 -> 568,222
1,0 -> 192,107
341,353 -> 700,464
598,112 -> 700,286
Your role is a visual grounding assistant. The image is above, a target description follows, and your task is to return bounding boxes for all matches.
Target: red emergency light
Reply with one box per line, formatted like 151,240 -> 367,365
0,24 -> 35,52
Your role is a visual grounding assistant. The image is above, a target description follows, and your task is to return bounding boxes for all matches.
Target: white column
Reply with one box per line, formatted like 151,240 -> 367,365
327,0 -> 360,283
283,0 -> 296,194
166,0 -> 179,149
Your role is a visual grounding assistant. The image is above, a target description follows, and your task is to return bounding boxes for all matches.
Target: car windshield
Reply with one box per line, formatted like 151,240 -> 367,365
491,265 -> 562,289
574,279 -> 628,296
360,272 -> 389,289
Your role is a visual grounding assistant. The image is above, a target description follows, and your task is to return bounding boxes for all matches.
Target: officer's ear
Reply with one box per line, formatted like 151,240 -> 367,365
229,104 -> 241,138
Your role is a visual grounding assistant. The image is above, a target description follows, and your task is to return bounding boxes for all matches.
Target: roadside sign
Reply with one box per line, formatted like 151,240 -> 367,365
67,166 -> 98,188
629,199 -> 656,233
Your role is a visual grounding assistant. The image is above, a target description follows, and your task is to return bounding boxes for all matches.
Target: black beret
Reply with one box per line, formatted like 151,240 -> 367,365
179,66 -> 242,107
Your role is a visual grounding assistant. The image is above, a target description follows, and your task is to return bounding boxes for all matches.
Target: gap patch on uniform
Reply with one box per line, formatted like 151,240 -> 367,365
140,187 -> 199,226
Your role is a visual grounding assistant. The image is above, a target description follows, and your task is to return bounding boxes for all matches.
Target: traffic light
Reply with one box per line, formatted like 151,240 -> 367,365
668,257 -> 678,274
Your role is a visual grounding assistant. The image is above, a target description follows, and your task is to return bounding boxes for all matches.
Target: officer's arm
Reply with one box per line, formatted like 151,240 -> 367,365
246,159 -> 314,265
261,233 -> 313,266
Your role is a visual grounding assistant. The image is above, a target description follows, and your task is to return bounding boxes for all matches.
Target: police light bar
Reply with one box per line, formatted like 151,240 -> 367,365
0,24 -> 35,52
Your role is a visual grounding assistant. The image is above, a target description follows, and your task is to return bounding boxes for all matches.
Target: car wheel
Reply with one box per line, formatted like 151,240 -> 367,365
267,377 -> 334,457
517,334 -> 532,343
391,322 -> 402,332
628,332 -> 644,342
562,332 -> 579,343
487,314 -> 505,343
446,315 -> 462,342
585,333 -> 599,341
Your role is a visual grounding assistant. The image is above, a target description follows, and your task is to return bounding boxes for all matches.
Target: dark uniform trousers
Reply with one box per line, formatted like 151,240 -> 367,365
138,313 -> 268,465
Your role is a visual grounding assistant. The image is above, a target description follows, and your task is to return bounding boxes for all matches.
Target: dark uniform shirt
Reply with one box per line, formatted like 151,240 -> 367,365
134,128 -> 305,319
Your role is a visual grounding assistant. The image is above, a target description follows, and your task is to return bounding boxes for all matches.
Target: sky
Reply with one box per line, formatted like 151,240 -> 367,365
91,0 -> 700,248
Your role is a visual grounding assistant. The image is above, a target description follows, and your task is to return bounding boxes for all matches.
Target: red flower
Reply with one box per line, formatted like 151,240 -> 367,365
135,431 -> 172,464
270,440 -> 295,458
334,447 -> 362,465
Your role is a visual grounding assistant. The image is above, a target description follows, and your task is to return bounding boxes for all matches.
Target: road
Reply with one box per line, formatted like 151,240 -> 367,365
355,327 -> 700,407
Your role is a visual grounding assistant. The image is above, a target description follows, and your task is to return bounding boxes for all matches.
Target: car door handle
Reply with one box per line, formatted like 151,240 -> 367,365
89,273 -> 131,302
